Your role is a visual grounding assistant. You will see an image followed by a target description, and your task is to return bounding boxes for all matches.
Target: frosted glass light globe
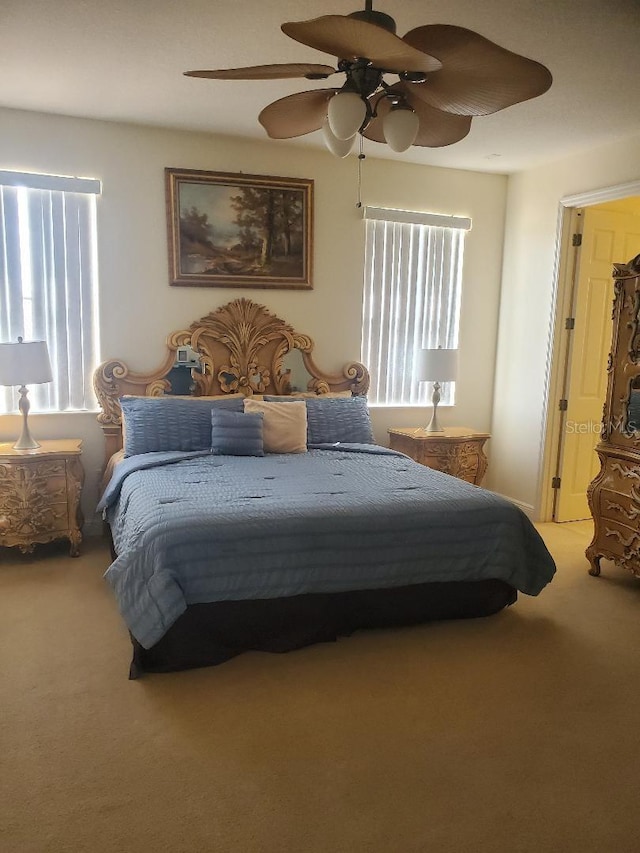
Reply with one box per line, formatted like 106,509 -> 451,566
327,92 -> 367,140
322,117 -> 355,158
383,108 -> 420,152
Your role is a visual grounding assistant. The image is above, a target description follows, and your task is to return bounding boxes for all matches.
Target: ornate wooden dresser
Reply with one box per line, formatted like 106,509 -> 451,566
586,254 -> 640,578
387,427 -> 489,486
0,439 -> 84,557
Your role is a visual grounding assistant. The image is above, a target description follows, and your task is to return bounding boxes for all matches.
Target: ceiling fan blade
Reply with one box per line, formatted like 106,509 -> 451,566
184,63 -> 336,81
402,25 -> 552,115
282,16 -> 442,74
259,89 -> 337,139
363,86 -> 472,148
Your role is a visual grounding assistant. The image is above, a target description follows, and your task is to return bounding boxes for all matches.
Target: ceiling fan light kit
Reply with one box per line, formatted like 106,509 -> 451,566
328,91 -> 368,140
185,1 -> 552,157
322,117 -> 356,158
383,105 -> 420,152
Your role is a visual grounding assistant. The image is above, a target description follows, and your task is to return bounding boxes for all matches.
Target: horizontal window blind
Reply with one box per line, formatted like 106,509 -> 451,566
361,215 -> 466,406
363,206 -> 472,231
0,176 -> 100,414
0,170 -> 101,194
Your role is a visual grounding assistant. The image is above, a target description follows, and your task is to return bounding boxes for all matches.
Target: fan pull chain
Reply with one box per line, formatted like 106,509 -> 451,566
356,136 -> 365,209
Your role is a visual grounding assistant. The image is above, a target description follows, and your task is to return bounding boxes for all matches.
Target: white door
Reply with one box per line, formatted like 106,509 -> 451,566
555,203 -> 640,521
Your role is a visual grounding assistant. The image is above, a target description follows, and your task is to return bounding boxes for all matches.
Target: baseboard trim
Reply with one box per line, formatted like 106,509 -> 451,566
490,492 -> 536,521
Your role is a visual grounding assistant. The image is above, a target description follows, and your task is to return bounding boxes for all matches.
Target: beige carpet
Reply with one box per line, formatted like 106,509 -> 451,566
1,522 -> 639,853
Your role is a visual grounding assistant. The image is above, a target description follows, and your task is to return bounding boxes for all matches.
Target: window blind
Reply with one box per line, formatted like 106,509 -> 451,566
363,206 -> 472,231
0,177 -> 100,413
361,215 -> 466,406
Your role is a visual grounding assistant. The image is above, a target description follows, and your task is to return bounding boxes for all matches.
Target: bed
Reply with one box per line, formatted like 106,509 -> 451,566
94,299 -> 556,677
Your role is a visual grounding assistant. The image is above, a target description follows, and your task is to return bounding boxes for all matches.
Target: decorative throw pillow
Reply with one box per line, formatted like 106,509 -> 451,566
120,395 -> 244,456
305,396 -> 374,444
264,395 -> 374,445
243,398 -> 307,453
211,408 -> 264,456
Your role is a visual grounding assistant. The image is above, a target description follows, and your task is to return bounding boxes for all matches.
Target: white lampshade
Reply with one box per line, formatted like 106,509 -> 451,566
417,348 -> 458,382
327,92 -> 367,140
0,338 -> 53,386
383,108 -> 420,153
322,117 -> 356,158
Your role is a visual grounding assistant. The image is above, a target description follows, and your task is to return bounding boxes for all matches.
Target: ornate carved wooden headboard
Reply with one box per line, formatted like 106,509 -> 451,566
93,298 -> 370,466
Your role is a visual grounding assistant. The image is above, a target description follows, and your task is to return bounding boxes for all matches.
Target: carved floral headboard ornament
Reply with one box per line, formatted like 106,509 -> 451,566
93,298 -> 369,465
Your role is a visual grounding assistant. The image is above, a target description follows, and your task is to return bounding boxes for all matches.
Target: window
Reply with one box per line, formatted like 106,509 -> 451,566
361,206 -> 470,406
0,170 -> 101,413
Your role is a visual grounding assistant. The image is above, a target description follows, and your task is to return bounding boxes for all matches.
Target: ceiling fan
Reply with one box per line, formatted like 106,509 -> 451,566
185,1 -> 552,157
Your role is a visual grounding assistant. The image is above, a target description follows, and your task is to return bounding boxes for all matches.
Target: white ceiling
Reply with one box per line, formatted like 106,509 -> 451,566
2,0 -> 640,174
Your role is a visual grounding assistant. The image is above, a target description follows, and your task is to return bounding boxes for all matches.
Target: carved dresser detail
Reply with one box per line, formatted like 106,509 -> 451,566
387,427 -> 490,486
586,254 -> 640,578
0,439 -> 84,557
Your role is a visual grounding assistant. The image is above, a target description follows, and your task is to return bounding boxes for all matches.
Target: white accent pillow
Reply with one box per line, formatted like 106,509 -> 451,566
243,398 -> 307,453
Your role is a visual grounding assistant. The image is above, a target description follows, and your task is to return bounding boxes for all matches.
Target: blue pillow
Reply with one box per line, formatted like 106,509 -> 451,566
306,396 -> 374,444
211,408 -> 264,456
120,395 -> 244,456
264,395 -> 374,445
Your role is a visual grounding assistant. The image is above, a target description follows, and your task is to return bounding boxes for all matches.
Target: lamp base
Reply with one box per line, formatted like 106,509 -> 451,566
13,385 -> 41,451
425,381 -> 444,433
13,434 -> 41,452
425,410 -> 444,433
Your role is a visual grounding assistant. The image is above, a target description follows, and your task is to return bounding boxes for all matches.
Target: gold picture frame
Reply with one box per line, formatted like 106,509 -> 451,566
165,168 -> 313,289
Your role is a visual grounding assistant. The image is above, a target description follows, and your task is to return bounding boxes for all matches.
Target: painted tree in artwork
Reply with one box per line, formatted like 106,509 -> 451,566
238,224 -> 260,252
278,190 -> 302,257
230,188 -> 302,270
179,206 -> 214,254
230,187 -> 272,268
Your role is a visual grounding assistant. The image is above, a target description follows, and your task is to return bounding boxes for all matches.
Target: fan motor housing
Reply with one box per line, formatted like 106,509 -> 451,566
338,59 -> 384,98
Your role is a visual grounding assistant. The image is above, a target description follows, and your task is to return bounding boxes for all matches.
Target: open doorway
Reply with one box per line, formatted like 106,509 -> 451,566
541,193 -> 640,522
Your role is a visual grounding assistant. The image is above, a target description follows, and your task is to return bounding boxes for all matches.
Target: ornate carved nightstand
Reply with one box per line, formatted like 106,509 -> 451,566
387,427 -> 490,485
0,439 -> 84,557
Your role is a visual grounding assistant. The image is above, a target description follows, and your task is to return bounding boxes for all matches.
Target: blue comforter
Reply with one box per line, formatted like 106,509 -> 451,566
99,446 -> 556,648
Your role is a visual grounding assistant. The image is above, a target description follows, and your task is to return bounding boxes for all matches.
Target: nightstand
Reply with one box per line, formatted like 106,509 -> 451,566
0,439 -> 84,557
387,427 -> 490,485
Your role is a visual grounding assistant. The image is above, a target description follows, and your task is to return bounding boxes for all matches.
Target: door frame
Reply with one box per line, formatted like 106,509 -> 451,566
538,179 -> 640,522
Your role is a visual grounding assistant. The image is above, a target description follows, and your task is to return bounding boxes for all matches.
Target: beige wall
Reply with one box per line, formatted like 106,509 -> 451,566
489,134 -> 640,515
0,107 -> 508,524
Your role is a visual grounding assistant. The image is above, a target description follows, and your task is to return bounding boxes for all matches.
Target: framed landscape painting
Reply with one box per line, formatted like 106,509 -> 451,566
165,168 -> 313,289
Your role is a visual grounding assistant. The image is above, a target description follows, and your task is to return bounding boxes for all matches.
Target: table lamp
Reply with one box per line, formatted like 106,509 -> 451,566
418,347 -> 458,433
0,337 -> 53,450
